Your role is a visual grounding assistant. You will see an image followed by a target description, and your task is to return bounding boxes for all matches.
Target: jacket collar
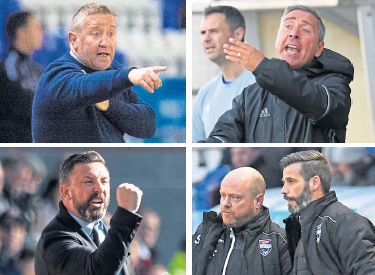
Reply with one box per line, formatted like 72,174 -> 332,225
203,206 -> 270,236
233,206 -> 270,237
299,191 -> 338,225
57,200 -> 83,232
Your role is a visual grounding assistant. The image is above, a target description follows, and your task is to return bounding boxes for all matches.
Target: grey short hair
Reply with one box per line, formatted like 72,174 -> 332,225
281,5 -> 325,42
71,3 -> 117,31
280,150 -> 332,194
59,151 -> 106,186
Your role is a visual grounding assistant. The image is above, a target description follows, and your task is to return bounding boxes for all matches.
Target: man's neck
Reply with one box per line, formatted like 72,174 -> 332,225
219,61 -> 246,82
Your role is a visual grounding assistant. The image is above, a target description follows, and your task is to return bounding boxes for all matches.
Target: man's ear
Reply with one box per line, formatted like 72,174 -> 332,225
310,176 -> 321,192
233,27 -> 245,41
314,41 -> 324,58
60,184 -> 71,200
68,31 -> 79,51
254,193 -> 264,209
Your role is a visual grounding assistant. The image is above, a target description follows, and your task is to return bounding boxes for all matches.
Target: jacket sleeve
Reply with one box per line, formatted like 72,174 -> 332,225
200,89 -> 247,143
100,89 -> 156,138
35,63 -> 136,112
41,207 -> 142,275
254,58 -> 351,129
331,213 -> 375,274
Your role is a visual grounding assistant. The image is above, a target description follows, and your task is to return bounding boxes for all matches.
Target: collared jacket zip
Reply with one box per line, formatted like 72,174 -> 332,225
222,228 -> 235,275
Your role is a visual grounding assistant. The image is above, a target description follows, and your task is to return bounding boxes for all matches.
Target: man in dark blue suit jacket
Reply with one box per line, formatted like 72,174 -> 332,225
35,151 -> 143,275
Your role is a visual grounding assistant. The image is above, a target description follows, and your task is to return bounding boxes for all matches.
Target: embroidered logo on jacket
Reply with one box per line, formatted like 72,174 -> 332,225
259,108 -> 270,118
194,235 -> 201,244
259,239 -> 272,256
316,223 -> 322,243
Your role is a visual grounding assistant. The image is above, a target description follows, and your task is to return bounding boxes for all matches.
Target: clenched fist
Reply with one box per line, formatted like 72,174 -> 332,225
128,66 -> 167,93
117,183 -> 143,213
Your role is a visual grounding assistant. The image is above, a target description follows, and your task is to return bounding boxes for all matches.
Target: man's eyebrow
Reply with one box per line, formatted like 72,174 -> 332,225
201,27 -> 219,32
284,16 -> 296,22
284,17 -> 313,27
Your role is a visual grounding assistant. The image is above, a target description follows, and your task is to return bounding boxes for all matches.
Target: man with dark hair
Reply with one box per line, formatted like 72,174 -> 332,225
0,11 -> 44,142
32,3 -> 166,143
192,5 -> 255,142
35,151 -> 143,275
201,5 -> 353,143
280,150 -> 375,273
193,167 -> 292,275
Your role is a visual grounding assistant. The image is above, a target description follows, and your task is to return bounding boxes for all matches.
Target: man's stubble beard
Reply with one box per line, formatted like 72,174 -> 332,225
287,182 -> 312,214
71,189 -> 110,222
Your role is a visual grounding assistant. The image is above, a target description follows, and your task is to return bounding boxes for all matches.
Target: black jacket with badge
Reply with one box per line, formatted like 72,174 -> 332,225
288,191 -> 375,275
192,207 -> 292,275
200,49 -> 354,143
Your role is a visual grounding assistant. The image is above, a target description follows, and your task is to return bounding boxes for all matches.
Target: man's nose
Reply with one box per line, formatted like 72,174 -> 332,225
93,181 -> 105,193
203,32 -> 211,42
221,197 -> 231,208
99,34 -> 111,46
289,27 -> 299,39
281,184 -> 288,195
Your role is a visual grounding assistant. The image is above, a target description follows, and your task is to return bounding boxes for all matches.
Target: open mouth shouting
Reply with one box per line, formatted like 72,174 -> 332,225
91,197 -> 104,208
285,44 -> 300,55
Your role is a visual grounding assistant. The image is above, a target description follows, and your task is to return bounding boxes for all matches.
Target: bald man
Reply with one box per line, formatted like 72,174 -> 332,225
193,167 -> 292,275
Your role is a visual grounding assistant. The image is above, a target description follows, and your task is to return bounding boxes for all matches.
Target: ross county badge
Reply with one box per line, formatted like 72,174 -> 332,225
259,239 -> 272,256
316,223 -> 322,243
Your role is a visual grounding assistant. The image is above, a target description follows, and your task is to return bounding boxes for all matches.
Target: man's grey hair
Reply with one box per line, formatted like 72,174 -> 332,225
281,5 -> 325,42
71,3 -> 117,31
59,151 -> 106,186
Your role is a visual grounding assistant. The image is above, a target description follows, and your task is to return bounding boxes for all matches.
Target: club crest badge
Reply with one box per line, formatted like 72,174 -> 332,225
259,239 -> 272,256
316,223 -> 322,243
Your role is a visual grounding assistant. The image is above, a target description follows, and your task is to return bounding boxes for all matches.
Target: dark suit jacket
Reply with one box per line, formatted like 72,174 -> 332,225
35,201 -> 142,275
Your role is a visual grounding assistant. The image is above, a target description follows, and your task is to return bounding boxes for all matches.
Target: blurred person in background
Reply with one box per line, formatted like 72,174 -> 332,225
130,237 -> 141,275
16,248 -> 35,275
29,179 -> 59,248
2,156 -> 33,214
193,167 -> 292,275
192,6 -> 255,142
323,147 -> 375,186
0,161 -> 10,216
2,154 -> 47,249
0,11 -> 44,142
32,3 -> 167,143
280,150 -> 375,274
201,5 -> 353,143
0,208 -> 28,275
35,151 -> 144,275
135,208 -> 161,275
